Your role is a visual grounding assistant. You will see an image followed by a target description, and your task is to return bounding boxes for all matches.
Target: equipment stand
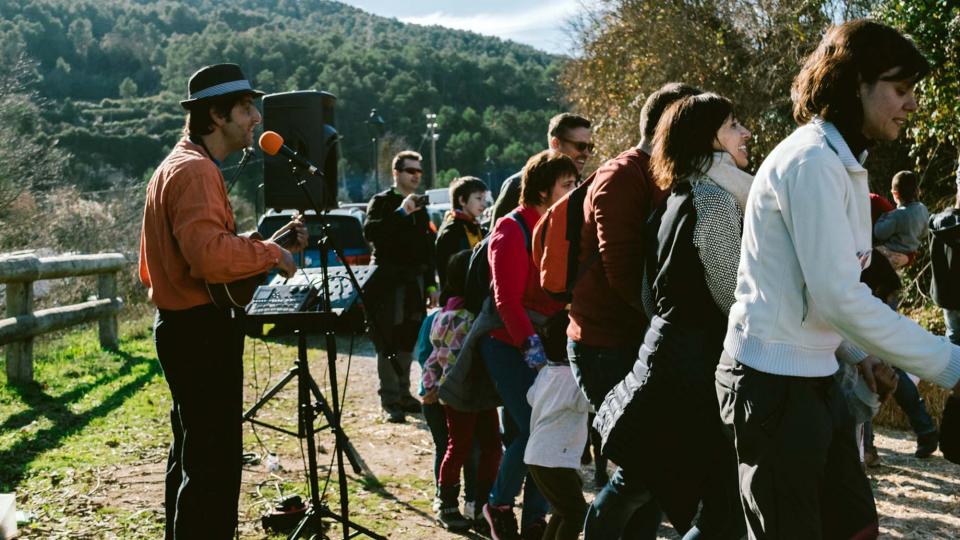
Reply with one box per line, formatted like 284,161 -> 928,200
244,163 -> 386,540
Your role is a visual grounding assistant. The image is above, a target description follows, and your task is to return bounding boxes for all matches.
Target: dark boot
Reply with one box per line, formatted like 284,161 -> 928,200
916,430 -> 939,458
437,484 -> 471,532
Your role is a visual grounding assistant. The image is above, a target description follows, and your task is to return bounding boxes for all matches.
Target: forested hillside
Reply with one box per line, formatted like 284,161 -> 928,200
0,0 -> 565,204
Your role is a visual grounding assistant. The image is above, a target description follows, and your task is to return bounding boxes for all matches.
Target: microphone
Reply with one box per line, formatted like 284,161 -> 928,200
259,131 -> 322,176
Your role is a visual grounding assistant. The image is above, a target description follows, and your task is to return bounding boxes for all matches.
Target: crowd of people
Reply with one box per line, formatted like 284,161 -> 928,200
358,19 -> 960,540
138,18 -> 960,540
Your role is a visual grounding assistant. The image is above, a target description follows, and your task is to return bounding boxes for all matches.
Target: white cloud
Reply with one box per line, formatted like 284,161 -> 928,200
399,1 -> 579,54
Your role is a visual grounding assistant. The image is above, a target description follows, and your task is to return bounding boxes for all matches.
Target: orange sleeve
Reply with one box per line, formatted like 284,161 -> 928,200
167,162 -> 282,283
138,221 -> 151,288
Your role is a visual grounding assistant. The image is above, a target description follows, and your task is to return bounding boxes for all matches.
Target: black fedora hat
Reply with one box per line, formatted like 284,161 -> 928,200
179,63 -> 265,109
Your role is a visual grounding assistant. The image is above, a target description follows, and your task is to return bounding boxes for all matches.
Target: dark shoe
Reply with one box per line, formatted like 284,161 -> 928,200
916,430 -> 939,458
521,517 -> 547,540
437,506 -> 472,532
436,484 -> 471,531
474,515 -> 491,537
864,446 -> 882,467
399,396 -> 422,414
482,503 -> 520,540
381,404 -> 406,424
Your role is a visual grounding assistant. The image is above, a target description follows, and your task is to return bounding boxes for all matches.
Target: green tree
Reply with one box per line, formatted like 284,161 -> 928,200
877,0 -> 960,187
0,58 -> 69,214
563,0 -> 872,164
118,77 -> 137,98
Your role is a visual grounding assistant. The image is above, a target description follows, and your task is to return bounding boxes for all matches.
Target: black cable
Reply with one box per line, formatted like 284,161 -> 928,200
225,147 -> 256,193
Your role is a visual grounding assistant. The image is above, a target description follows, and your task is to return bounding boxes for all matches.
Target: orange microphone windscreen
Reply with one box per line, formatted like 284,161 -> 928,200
259,131 -> 284,156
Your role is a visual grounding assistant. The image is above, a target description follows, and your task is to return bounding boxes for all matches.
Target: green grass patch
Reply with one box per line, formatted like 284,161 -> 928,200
0,315 -> 165,491
1,310 -> 378,538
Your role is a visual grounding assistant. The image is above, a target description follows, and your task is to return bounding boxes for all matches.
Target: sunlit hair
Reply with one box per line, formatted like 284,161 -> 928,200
391,150 -> 422,171
638,82 -> 702,142
791,20 -> 929,135
651,93 -> 734,191
448,176 -> 487,210
520,150 -> 578,207
547,113 -> 591,144
892,170 -> 919,202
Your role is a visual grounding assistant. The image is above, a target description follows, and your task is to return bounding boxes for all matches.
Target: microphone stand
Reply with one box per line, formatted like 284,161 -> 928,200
283,162 -> 387,540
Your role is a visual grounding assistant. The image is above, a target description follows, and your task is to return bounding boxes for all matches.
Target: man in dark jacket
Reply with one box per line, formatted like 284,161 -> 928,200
436,176 -> 488,294
364,150 -> 438,423
930,167 -> 960,463
930,173 -> 960,345
490,113 -> 593,223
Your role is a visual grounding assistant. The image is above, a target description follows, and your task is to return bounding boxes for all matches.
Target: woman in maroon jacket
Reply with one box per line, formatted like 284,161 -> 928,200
480,150 -> 577,539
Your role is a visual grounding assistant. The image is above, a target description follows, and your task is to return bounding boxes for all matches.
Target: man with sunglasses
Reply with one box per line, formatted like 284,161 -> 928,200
490,112 -> 593,223
364,150 -> 438,423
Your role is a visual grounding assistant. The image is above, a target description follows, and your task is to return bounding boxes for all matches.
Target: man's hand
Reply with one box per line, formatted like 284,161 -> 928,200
858,355 -> 898,399
271,246 -> 297,278
401,194 -> 425,215
858,355 -> 881,393
273,214 -> 309,253
422,388 -> 439,405
873,362 -> 898,401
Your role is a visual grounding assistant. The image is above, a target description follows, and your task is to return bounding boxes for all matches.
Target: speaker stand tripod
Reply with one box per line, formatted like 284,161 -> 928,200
243,166 -> 387,540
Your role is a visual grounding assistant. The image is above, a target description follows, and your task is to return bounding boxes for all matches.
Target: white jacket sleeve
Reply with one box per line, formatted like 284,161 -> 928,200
780,157 -> 960,388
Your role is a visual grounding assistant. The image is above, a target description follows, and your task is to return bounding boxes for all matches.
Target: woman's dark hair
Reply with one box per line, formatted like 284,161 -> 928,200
520,150 -> 578,207
441,249 -> 472,306
183,93 -> 247,137
650,93 -> 734,190
449,176 -> 488,210
791,20 -> 929,135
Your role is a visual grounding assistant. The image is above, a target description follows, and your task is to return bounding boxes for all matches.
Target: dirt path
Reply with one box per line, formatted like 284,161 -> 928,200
74,335 -> 960,539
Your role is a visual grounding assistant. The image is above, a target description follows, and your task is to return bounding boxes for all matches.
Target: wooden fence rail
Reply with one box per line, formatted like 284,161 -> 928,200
1,252 -> 126,383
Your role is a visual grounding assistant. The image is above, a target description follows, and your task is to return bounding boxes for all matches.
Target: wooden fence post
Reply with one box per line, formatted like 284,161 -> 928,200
97,272 -> 119,349
5,281 -> 34,383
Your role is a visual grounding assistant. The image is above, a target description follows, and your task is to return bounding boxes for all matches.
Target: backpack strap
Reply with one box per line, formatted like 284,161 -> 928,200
505,209 -> 532,254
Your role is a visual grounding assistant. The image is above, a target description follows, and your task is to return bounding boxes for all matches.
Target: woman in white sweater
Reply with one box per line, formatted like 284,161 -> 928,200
716,20 -> 960,540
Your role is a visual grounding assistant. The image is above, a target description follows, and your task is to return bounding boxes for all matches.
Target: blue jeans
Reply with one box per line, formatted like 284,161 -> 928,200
944,309 -> 960,346
864,367 -> 937,448
481,336 -> 549,526
568,339 -> 661,540
422,401 -> 478,502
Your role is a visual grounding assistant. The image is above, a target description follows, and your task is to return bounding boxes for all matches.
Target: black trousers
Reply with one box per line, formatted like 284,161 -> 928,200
528,465 -> 588,540
155,305 -> 245,540
715,352 -> 878,540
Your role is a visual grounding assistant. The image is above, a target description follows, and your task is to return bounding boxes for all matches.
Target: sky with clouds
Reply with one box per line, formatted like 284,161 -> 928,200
337,0 -> 581,56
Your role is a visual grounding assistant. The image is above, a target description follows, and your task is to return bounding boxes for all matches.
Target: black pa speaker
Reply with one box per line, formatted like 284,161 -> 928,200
262,91 -> 339,211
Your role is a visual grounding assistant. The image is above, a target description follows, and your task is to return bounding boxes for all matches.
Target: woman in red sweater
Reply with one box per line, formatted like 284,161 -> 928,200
480,150 -> 577,539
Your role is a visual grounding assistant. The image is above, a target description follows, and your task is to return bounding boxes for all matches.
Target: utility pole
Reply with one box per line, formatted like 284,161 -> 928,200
366,108 -> 385,191
425,112 -> 439,189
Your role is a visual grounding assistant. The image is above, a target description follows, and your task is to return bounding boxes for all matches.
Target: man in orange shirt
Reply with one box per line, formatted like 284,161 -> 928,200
139,63 -> 306,539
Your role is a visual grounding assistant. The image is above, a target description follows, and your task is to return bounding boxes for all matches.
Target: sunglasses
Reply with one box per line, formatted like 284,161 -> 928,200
559,137 -> 595,153
398,167 -> 423,175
